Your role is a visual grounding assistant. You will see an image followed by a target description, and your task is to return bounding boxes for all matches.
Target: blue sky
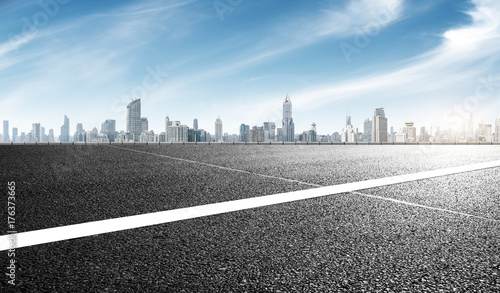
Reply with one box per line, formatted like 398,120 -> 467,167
1,0 -> 500,136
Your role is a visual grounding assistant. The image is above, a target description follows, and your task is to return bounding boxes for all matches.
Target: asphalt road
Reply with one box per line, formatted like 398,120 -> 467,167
1,145 -> 499,292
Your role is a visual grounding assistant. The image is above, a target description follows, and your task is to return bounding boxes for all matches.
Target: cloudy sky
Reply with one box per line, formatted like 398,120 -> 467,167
1,0 -> 500,136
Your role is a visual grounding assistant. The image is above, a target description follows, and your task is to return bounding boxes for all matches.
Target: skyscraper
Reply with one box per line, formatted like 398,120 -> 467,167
372,108 -> 388,143
32,123 -> 41,142
12,127 -> 18,143
239,124 -> 250,142
362,118 -> 372,142
3,120 -> 9,142
126,99 -> 141,142
264,121 -> 276,142
101,119 -> 116,142
282,95 -> 295,142
60,115 -> 70,142
215,116 -> 223,142
141,117 -> 149,132
346,115 -> 352,127
193,118 -> 198,130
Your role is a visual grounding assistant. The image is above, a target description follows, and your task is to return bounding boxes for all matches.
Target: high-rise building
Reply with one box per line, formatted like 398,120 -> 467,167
476,121 -> 493,142
282,95 -> 295,142
362,118 -> 372,142
141,117 -> 149,132
74,123 -> 85,142
302,123 -> 317,143
3,120 -> 9,142
372,108 -> 388,143
166,121 -> 188,142
193,118 -> 198,130
32,123 -> 41,142
495,116 -> 500,143
101,119 -> 116,142
419,126 -> 429,142
215,116 -> 223,142
346,115 -> 352,127
126,99 -> 141,142
399,122 -> 417,142
48,129 -> 55,143
60,115 -> 70,142
263,121 -> 276,142
20,132 -> 26,143
12,127 -> 18,143
250,126 -> 265,142
239,124 -> 250,142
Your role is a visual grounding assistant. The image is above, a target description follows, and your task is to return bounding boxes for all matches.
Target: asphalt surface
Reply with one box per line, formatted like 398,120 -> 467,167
1,145 -> 499,291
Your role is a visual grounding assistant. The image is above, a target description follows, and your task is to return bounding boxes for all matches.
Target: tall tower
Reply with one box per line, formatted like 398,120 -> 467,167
193,118 -> 198,130
126,99 -> 141,142
60,115 -> 70,142
282,94 -> 295,142
32,123 -> 41,143
3,120 -> 9,142
372,108 -> 387,143
215,116 -> 223,142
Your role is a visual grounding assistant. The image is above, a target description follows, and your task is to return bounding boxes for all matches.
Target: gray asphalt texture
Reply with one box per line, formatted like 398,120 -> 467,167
1,145 -> 499,292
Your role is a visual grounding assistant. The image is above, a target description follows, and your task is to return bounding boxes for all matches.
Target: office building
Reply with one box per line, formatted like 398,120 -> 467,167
193,119 -> 198,130
101,119 -> 116,142
60,115 -> 70,142
215,116 -> 223,142
282,95 -> 295,142
239,124 -> 250,142
126,99 -> 141,142
372,108 -> 388,143
3,121 -> 9,142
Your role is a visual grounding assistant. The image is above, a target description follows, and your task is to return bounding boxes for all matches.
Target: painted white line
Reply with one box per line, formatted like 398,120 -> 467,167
1,159 -> 500,251
108,145 -> 321,187
351,191 -> 499,222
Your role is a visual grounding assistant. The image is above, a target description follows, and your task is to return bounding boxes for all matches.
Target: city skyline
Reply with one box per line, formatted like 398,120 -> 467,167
1,0 -> 500,135
1,95 -> 499,144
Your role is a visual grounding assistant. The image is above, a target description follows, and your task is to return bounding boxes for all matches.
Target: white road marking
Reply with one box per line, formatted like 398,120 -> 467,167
108,145 -> 322,187
1,156 -> 500,251
351,191 -> 499,222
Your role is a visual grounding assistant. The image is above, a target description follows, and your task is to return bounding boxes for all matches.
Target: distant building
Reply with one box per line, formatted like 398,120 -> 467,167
331,132 -> 341,142
188,129 -> 207,142
419,126 -> 429,142
282,95 -> 295,142
12,127 -> 18,143
264,121 -> 276,142
372,108 -> 387,143
239,124 -> 250,142
3,120 -> 9,142
302,123 -> 317,143
341,125 -> 358,143
141,117 -> 149,132
101,119 -> 116,142
167,121 -> 188,142
276,128 -> 283,142
193,118 -> 198,130
215,116 -> 223,142
126,99 -> 141,142
361,118 -> 372,142
32,123 -> 41,142
250,126 -> 265,142
398,122 -> 417,142
73,123 -> 85,142
60,115 -> 70,142
476,121 -> 493,142
48,129 -> 55,143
